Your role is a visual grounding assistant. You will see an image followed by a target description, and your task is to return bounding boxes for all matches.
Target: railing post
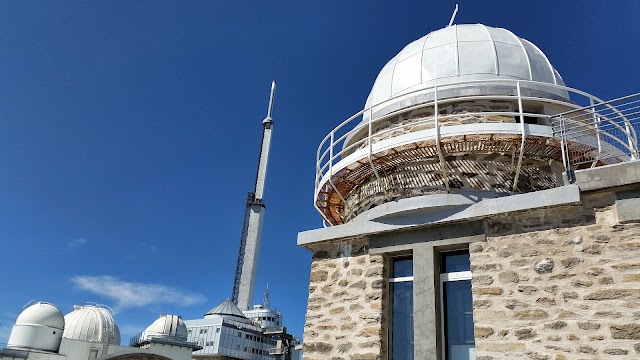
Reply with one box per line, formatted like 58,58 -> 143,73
512,81 -> 526,192
434,86 -> 450,192
367,102 -> 388,200
590,98 -> 602,159
327,131 -> 351,223
559,114 -> 575,183
625,119 -> 636,160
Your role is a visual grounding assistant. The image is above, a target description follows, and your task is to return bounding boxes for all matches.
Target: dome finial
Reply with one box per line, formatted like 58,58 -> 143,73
447,4 -> 459,27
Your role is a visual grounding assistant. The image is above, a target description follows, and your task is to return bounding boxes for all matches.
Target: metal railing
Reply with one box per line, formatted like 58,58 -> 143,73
551,93 -> 640,176
314,79 -> 640,225
130,333 -> 203,350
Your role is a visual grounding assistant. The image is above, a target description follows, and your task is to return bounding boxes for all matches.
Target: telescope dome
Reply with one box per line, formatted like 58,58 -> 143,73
364,24 -> 566,118
7,302 -> 65,352
141,314 -> 188,341
63,304 -> 120,344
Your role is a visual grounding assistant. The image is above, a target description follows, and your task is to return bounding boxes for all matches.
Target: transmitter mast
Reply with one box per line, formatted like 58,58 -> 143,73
232,81 -> 276,311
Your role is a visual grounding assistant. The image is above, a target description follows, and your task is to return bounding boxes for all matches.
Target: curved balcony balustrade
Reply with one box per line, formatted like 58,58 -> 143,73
315,80 -> 640,226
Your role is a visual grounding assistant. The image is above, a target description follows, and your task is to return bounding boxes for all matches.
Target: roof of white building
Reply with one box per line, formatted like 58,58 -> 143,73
204,299 -> 248,320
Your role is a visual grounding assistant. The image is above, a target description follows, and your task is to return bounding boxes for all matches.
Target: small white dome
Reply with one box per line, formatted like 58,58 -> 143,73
63,304 -> 120,344
14,302 -> 65,330
8,302 -> 64,352
364,24 -> 567,117
141,314 -> 187,341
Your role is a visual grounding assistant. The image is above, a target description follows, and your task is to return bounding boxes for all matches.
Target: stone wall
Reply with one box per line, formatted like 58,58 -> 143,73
471,192 -> 640,359
302,242 -> 385,360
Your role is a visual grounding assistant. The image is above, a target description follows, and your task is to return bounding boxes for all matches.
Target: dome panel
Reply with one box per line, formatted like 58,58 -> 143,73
392,53 -> 422,95
486,27 -> 520,45
378,54 -> 397,77
457,24 -> 490,42
554,69 -> 566,86
522,40 -> 554,83
458,41 -> 496,75
397,38 -> 425,62
422,44 -> 456,82
495,42 -> 530,79
424,27 -> 454,49
371,69 -> 393,105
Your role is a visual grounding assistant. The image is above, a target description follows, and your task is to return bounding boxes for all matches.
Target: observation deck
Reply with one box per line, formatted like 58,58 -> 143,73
314,80 -> 640,226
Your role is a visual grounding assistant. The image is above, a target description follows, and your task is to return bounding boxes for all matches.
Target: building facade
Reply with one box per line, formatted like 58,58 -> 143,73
298,24 -> 640,359
184,299 -> 299,360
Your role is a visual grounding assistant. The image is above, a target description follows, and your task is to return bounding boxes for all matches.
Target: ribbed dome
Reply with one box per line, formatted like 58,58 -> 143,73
141,314 -> 187,341
364,24 -> 566,111
63,305 -> 120,344
14,302 -> 65,330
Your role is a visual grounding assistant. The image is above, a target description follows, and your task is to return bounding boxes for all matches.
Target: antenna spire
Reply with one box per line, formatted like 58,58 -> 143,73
448,4 -> 459,27
263,283 -> 271,308
264,81 -> 276,124
232,81 -> 276,311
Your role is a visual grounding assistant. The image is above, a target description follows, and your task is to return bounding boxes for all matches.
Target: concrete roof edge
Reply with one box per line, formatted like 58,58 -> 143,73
298,184 -> 581,249
571,160 -> 640,192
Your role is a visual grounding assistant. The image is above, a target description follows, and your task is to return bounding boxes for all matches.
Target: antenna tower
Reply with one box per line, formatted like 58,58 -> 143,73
263,284 -> 271,308
231,81 -> 276,310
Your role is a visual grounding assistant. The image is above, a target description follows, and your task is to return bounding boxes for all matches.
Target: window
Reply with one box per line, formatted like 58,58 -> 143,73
390,257 -> 413,360
440,250 -> 475,360
88,349 -> 99,360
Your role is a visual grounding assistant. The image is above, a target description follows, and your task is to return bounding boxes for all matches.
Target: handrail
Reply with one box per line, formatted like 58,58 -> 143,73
314,79 -> 640,225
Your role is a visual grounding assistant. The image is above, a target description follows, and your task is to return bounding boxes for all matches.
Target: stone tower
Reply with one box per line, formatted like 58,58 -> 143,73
298,24 -> 640,359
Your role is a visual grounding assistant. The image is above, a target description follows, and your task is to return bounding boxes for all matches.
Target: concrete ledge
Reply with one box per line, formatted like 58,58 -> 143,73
369,222 -> 486,255
353,192 -> 506,223
616,189 -> 640,223
571,160 -> 640,191
298,185 -> 581,249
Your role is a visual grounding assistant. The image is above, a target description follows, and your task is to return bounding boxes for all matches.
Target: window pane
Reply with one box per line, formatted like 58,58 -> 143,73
392,281 -> 413,360
392,257 -> 413,277
441,251 -> 470,273
443,280 -> 475,360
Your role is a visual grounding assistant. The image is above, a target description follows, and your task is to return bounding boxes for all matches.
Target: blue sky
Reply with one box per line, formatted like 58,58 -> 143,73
0,0 -> 639,344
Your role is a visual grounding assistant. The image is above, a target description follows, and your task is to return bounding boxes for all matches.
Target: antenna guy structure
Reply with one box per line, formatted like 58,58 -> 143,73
232,81 -> 276,311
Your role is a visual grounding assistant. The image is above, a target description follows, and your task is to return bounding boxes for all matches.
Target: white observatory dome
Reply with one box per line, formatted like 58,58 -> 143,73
63,304 -> 120,344
364,24 -> 567,119
7,302 -> 65,352
140,314 -> 188,341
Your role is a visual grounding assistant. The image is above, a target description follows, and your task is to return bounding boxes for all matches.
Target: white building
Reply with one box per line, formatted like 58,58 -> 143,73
1,302 -> 201,360
184,299 -> 299,360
